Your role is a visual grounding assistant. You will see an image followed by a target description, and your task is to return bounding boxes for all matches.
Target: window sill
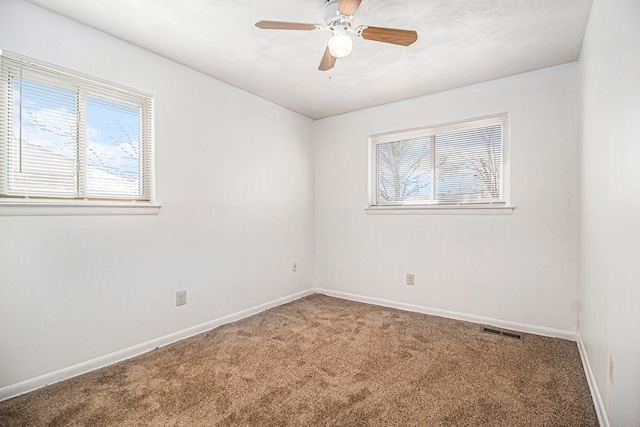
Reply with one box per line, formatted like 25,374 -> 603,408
0,202 -> 162,216
365,205 -> 515,215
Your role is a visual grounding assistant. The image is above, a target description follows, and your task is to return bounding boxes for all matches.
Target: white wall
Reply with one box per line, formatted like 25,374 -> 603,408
0,0 -> 314,389
579,0 -> 640,425
315,64 -> 581,332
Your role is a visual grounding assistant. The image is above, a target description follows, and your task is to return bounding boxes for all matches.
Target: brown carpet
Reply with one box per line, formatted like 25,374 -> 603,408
0,294 -> 598,426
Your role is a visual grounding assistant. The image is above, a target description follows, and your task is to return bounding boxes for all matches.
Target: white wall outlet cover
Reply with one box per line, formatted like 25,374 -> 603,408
176,290 -> 187,306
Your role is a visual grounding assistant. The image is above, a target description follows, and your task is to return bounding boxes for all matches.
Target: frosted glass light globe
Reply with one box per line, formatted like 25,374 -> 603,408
328,34 -> 352,58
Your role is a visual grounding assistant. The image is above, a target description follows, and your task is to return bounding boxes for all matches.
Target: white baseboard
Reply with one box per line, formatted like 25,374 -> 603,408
1,287 -> 609,427
315,288 -> 578,340
315,288 -> 608,427
0,288 -> 314,402
576,335 -> 609,427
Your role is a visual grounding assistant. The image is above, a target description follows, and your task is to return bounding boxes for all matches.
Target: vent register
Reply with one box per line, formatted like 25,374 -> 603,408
480,326 -> 523,340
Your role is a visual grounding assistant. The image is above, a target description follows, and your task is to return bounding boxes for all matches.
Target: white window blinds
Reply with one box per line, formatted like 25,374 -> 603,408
0,51 -> 153,202
370,114 -> 509,207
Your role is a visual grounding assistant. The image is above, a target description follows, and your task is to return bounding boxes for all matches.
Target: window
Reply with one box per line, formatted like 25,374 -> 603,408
0,51 -> 153,206
368,114 -> 510,211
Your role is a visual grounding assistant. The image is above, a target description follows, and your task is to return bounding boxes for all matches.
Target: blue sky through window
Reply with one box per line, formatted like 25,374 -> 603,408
86,95 -> 140,182
11,76 -> 142,196
13,78 -> 77,158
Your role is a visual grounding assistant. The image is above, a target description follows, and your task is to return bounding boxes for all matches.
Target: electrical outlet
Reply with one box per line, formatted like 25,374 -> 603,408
176,290 -> 186,306
609,354 -> 615,386
406,274 -> 415,286
292,262 -> 297,272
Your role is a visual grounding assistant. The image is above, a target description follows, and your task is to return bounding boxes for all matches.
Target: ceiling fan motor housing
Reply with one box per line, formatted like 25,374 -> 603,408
324,0 -> 351,26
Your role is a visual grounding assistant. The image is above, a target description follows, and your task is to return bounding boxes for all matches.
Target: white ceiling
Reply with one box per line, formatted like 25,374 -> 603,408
26,0 -> 593,119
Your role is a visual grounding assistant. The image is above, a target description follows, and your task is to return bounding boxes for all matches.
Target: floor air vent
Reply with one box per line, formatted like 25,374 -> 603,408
480,326 -> 522,340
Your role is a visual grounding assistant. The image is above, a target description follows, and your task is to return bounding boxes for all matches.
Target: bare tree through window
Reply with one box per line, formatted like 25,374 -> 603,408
371,116 -> 506,206
436,125 -> 502,201
377,138 -> 430,203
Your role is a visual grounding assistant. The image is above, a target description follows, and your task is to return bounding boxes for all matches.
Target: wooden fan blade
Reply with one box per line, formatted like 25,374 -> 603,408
338,0 -> 362,16
318,46 -> 337,71
360,27 -> 418,46
255,21 -> 317,31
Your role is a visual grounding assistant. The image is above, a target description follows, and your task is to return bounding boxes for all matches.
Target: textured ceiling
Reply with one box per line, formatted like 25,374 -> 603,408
26,0 -> 593,119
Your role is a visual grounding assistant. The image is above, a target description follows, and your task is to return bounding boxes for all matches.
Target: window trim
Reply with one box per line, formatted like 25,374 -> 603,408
0,50 -> 158,215
0,201 -> 161,216
367,114 -> 513,213
364,205 -> 514,215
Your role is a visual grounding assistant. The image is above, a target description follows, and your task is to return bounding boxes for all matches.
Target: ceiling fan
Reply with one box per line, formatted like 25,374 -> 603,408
255,0 -> 418,71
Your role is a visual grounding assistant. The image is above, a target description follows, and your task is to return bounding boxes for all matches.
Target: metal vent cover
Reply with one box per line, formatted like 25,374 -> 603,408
480,326 -> 523,340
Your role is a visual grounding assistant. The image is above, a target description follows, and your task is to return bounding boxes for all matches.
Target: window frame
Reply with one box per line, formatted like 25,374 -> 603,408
367,114 -> 513,215
0,50 -> 159,216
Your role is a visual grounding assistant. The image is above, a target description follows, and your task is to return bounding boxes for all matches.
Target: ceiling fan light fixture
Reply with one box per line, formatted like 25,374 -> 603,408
255,0 -> 418,71
328,34 -> 352,58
